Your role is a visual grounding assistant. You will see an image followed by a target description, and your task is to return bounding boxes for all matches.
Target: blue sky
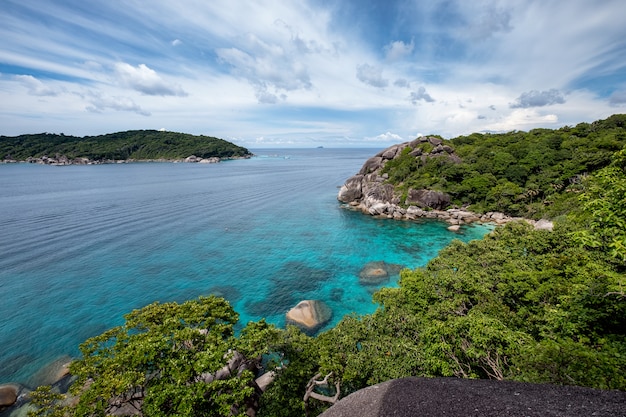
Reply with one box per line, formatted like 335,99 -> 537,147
1,0 -> 626,148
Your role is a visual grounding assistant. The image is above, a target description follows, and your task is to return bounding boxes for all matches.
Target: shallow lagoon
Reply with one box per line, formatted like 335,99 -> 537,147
0,148 -> 491,386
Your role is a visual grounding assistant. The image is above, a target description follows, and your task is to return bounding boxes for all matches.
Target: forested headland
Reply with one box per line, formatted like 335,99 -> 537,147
0,130 -> 251,163
380,113 -> 626,219
22,115 -> 626,417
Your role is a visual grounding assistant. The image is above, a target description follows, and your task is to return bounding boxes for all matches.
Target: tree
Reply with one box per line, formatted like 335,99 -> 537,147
257,326 -> 323,417
44,296 -> 280,417
572,147 -> 626,269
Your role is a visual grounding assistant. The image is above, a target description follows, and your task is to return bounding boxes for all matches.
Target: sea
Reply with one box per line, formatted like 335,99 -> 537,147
0,148 -> 491,388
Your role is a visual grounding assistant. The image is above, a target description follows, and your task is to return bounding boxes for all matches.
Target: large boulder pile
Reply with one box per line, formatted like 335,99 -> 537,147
337,138 -> 554,230
337,137 -> 459,218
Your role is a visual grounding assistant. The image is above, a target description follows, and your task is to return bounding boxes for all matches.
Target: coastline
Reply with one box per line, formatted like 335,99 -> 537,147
0,154 -> 252,165
336,140 -> 555,232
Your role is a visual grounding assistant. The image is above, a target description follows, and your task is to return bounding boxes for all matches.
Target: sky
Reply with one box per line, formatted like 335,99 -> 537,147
1,0 -> 626,148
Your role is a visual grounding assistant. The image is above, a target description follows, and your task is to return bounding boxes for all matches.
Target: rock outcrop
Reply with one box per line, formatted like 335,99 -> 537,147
319,377 -> 626,417
184,155 -> 221,163
405,189 -> 450,210
337,137 -> 459,217
338,139 -> 554,230
285,300 -> 332,333
0,384 -> 20,412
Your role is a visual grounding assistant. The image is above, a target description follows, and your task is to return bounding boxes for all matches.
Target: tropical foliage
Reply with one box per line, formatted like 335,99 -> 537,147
30,297 -> 280,417
381,114 -> 626,219
0,130 -> 251,161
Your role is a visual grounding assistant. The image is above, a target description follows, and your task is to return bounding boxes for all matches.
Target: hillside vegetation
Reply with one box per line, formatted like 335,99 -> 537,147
0,130 -> 251,161
27,117 -> 626,417
381,114 -> 626,219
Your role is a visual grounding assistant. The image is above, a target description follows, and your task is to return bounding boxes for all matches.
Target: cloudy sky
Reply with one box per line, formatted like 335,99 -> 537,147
1,0 -> 625,147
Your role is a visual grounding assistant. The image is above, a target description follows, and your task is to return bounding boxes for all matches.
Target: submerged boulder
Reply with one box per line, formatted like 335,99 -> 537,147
286,300 -> 332,332
359,261 -> 404,286
359,262 -> 389,285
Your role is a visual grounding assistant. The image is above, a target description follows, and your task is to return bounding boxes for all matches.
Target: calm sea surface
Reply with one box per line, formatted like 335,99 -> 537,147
0,148 -> 491,387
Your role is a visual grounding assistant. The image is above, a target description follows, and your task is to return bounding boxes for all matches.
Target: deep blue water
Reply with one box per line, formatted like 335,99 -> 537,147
0,148 -> 491,387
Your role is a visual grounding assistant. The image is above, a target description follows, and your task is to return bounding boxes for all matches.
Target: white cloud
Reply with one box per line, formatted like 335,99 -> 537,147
114,63 -> 187,96
384,39 -> 414,61
356,63 -> 388,88
171,39 -> 182,46
83,91 -> 151,116
394,78 -> 409,88
15,75 -> 59,96
484,109 -> 559,132
460,3 -> 513,40
215,30 -> 314,104
410,86 -> 435,104
365,131 -> 405,143
510,89 -> 565,108
254,87 -> 280,104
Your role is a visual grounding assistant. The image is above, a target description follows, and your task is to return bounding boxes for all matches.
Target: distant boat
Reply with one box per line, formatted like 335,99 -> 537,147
316,146 -> 324,149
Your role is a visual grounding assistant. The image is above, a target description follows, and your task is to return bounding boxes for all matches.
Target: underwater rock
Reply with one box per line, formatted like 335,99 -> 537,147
285,300 -> 332,332
359,261 -> 404,286
359,262 -> 389,285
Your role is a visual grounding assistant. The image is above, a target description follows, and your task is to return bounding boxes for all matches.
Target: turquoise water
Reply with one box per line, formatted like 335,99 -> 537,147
0,148 -> 490,387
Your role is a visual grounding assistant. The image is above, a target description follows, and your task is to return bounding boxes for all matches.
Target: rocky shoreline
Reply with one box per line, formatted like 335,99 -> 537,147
342,201 -> 554,231
0,154 -> 251,165
337,138 -> 553,231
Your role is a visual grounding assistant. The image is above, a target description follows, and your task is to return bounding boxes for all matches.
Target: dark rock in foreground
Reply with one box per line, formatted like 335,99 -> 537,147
320,377 -> 626,417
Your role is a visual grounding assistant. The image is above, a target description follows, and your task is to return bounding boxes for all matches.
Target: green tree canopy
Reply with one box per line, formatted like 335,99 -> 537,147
31,296 -> 280,417
380,114 -> 626,218
0,130 -> 251,161
571,147 -> 626,268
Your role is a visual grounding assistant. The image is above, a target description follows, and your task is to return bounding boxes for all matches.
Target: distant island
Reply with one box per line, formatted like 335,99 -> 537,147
0,130 -> 252,164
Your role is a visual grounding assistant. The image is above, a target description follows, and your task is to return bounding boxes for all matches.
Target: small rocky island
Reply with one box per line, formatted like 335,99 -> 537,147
0,130 -> 252,164
338,137 -> 553,231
